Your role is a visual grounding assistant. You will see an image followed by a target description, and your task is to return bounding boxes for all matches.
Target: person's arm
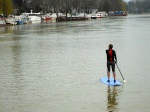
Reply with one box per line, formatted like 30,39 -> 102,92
106,50 -> 108,61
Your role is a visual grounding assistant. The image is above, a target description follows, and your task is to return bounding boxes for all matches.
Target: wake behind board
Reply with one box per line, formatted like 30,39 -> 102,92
100,77 -> 121,86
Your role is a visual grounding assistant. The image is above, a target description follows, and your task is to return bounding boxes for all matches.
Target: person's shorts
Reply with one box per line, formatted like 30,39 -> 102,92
107,61 -> 115,73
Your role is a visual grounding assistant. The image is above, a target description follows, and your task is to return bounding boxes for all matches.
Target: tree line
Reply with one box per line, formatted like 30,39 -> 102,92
127,0 -> 150,13
12,0 -> 127,14
1,0 -> 127,15
0,0 -> 13,15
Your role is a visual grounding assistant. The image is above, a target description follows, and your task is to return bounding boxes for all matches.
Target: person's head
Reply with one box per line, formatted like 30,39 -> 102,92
109,44 -> 113,49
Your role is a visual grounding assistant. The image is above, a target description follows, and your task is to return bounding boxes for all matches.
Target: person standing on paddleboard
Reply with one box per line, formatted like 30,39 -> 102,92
106,44 -> 117,83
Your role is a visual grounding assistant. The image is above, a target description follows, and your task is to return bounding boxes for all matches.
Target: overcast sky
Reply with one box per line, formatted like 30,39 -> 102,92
124,0 -> 131,2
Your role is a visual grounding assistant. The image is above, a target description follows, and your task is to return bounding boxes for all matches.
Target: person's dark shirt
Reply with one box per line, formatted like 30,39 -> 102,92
106,49 -> 117,61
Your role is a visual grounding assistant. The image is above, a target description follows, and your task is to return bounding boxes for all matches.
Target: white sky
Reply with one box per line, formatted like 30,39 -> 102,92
124,0 -> 131,2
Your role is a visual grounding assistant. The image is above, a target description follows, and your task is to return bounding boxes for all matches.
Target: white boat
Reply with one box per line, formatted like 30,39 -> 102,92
21,10 -> 41,22
77,13 -> 90,19
91,13 -> 97,19
0,15 -> 6,26
5,15 -> 17,25
96,12 -> 108,18
0,18 -> 6,26
15,13 -> 32,24
91,11 -> 108,19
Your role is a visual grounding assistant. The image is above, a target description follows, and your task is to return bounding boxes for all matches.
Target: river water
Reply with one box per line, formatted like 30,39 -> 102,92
0,14 -> 150,112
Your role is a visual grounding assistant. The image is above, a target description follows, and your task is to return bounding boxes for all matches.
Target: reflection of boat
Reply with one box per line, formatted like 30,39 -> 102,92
109,11 -> 127,16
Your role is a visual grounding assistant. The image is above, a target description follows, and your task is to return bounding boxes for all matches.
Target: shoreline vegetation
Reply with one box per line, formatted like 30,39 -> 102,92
1,0 -> 127,16
1,0 -> 150,18
0,0 -> 13,16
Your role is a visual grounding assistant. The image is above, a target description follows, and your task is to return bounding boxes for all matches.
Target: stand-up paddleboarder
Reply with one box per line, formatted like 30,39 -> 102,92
106,44 -> 117,83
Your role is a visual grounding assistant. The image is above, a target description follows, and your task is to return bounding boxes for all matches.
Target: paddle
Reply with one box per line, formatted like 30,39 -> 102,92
115,63 -> 126,83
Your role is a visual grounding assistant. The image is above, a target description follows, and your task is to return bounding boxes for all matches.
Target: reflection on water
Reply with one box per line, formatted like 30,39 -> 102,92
107,86 -> 119,112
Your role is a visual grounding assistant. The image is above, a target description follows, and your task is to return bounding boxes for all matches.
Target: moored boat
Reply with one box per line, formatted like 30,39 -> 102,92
56,13 -> 89,21
56,16 -> 89,21
42,13 -> 52,20
91,11 -> 108,19
91,13 -> 97,19
15,14 -> 31,25
0,19 -> 6,27
96,12 -> 108,18
21,10 -> 41,23
5,15 -> 17,25
0,15 -> 6,27
108,11 -> 127,16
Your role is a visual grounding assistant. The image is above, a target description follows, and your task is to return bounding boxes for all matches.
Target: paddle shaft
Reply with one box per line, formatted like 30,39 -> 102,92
115,63 -> 125,80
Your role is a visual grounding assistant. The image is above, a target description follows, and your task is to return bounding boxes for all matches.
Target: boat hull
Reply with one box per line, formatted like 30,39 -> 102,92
0,19 -> 6,27
109,11 -> 127,16
16,21 -> 25,25
56,16 -> 89,21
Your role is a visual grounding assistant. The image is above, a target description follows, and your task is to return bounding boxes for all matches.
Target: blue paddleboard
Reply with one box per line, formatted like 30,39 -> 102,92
100,77 -> 121,86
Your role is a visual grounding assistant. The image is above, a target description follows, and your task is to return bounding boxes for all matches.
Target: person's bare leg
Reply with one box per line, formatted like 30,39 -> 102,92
107,72 -> 110,82
113,72 -> 116,82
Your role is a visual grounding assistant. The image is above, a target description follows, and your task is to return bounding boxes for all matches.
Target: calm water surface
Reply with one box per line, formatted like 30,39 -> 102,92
0,14 -> 150,112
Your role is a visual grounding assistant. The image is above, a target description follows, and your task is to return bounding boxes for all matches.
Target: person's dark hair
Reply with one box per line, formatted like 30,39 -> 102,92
109,44 -> 113,49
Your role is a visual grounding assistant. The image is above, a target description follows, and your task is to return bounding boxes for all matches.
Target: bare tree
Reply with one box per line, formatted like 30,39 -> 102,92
12,0 -> 127,13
